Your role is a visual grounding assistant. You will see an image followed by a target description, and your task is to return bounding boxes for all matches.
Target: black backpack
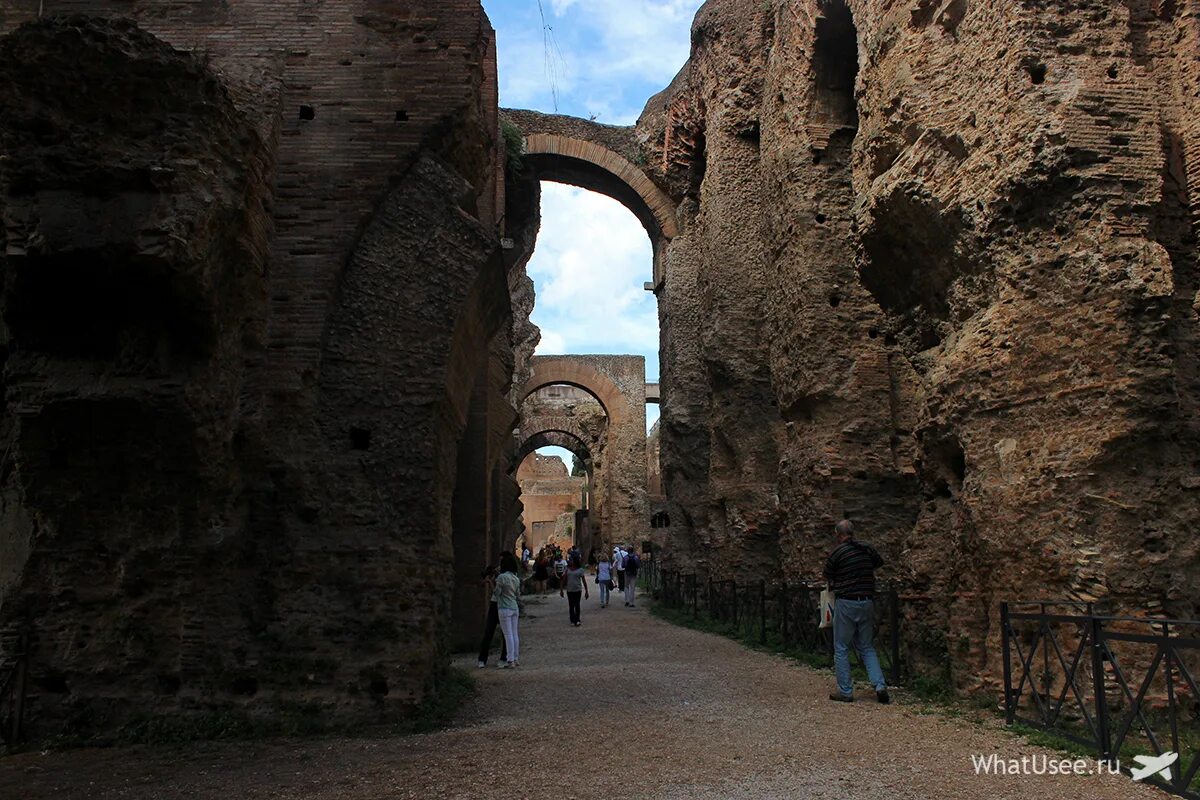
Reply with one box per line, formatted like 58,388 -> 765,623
625,551 -> 640,572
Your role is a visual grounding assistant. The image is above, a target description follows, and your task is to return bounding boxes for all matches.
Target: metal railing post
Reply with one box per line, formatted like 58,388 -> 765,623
1089,612 -> 1111,764
724,582 -> 734,633
12,632 -> 26,750
1001,601 -> 1014,725
888,584 -> 901,684
760,580 -> 767,644
781,583 -> 789,644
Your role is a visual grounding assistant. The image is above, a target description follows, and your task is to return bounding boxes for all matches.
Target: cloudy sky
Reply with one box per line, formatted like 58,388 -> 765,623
482,0 -> 702,447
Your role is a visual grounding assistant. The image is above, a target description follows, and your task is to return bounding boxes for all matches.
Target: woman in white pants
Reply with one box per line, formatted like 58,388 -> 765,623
494,551 -> 522,667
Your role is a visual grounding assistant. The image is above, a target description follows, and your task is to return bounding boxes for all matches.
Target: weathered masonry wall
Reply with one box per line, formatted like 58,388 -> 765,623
520,355 -> 649,548
0,1 -> 521,741
639,0 -> 1200,690
515,454 -> 588,552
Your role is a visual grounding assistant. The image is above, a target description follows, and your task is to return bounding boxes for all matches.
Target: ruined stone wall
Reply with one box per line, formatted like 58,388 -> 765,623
0,0 -> 519,741
647,421 -> 664,498
521,355 -> 649,548
516,455 -> 587,551
642,0 -> 1200,689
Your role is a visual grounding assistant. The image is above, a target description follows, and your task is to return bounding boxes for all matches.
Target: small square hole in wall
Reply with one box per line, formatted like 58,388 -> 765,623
395,110 -> 409,122
299,105 -> 315,120
350,426 -> 371,450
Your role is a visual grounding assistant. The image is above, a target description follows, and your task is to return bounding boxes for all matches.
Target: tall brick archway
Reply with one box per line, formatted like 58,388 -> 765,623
521,133 -> 678,241
518,356 -> 647,547
514,417 -> 597,470
503,108 -> 678,290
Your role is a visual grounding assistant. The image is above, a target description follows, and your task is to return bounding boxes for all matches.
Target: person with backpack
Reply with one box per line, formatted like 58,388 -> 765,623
613,545 -> 626,592
623,547 -> 640,607
560,554 -> 590,626
596,552 -> 613,608
823,519 -> 889,703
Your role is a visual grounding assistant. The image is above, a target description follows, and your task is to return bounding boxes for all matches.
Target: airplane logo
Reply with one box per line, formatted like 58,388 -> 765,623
1131,752 -> 1178,782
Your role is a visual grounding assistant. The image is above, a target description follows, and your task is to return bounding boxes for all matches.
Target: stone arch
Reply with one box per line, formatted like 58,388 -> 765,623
513,428 -> 594,473
521,133 -> 678,241
517,355 -> 647,550
519,356 -> 633,425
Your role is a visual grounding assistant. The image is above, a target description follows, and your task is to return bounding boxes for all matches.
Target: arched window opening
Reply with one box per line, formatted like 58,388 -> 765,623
813,0 -> 859,132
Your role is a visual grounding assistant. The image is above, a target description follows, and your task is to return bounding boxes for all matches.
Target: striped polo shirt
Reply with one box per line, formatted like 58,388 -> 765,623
823,539 -> 883,598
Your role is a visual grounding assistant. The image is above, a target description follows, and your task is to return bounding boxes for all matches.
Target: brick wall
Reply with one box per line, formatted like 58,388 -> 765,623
0,1 -> 515,740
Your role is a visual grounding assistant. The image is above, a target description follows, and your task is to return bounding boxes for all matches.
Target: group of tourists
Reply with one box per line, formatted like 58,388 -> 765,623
593,544 -> 639,610
525,544 -> 575,595
482,519 -> 891,706
476,541 -> 642,667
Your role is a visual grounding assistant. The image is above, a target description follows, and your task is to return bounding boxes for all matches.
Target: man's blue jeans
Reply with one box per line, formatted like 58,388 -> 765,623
833,598 -> 887,697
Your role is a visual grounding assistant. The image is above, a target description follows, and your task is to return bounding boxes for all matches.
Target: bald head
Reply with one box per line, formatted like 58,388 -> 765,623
835,519 -> 854,540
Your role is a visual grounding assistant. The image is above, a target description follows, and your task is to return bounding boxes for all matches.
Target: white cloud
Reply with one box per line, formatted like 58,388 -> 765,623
526,183 -> 659,376
483,2 -> 684,431
536,329 -> 567,354
487,0 -> 703,123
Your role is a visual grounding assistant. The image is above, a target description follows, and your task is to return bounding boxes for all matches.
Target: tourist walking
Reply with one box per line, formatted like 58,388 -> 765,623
623,546 -> 640,606
477,562 -> 507,667
596,553 -> 613,607
552,550 -> 568,591
823,519 -> 888,703
494,551 -> 523,668
533,553 -> 549,595
560,554 -> 590,626
614,545 -> 627,592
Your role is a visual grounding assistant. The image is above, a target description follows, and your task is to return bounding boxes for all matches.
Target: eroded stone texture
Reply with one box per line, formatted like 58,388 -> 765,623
516,385 -> 607,554
519,355 -> 649,548
0,2 -> 522,741
515,454 -> 588,552
639,0 -> 1200,688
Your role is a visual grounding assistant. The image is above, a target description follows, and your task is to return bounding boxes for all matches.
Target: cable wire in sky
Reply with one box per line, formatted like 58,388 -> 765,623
535,0 -> 567,112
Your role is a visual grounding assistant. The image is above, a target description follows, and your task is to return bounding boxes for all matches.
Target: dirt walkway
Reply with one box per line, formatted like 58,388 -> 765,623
0,591 -> 1162,799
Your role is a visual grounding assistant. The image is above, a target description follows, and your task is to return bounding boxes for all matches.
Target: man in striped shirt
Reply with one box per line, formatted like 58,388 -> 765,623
824,519 -> 889,704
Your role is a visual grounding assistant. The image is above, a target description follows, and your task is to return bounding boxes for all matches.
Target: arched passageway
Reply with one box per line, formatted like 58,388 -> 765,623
518,356 -> 648,547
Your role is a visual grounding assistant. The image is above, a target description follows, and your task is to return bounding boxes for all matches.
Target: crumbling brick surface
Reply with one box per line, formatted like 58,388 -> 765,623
640,0 -> 1200,688
0,3 -> 520,741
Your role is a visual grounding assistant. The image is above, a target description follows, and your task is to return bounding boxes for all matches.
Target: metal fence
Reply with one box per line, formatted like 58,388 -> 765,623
651,561 -> 903,685
1002,601 -> 1200,798
0,629 -> 29,752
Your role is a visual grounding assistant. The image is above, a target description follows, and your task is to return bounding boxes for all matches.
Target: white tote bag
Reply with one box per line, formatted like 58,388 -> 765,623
818,588 -> 836,629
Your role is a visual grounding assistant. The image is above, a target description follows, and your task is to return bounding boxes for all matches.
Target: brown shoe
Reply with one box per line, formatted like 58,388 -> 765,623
829,692 -> 853,703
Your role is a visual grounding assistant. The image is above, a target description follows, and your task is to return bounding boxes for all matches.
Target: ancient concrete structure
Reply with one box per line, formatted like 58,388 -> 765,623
514,454 -> 587,553
0,2 -> 523,739
627,0 -> 1200,690
514,385 -> 604,552
518,355 -> 649,549
0,0 -> 1197,742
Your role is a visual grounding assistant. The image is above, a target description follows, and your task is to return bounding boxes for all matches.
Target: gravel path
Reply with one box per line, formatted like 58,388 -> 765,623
0,591 -> 1164,799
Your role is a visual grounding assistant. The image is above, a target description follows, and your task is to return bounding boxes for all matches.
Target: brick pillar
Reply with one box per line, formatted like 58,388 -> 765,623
450,356 -> 492,652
